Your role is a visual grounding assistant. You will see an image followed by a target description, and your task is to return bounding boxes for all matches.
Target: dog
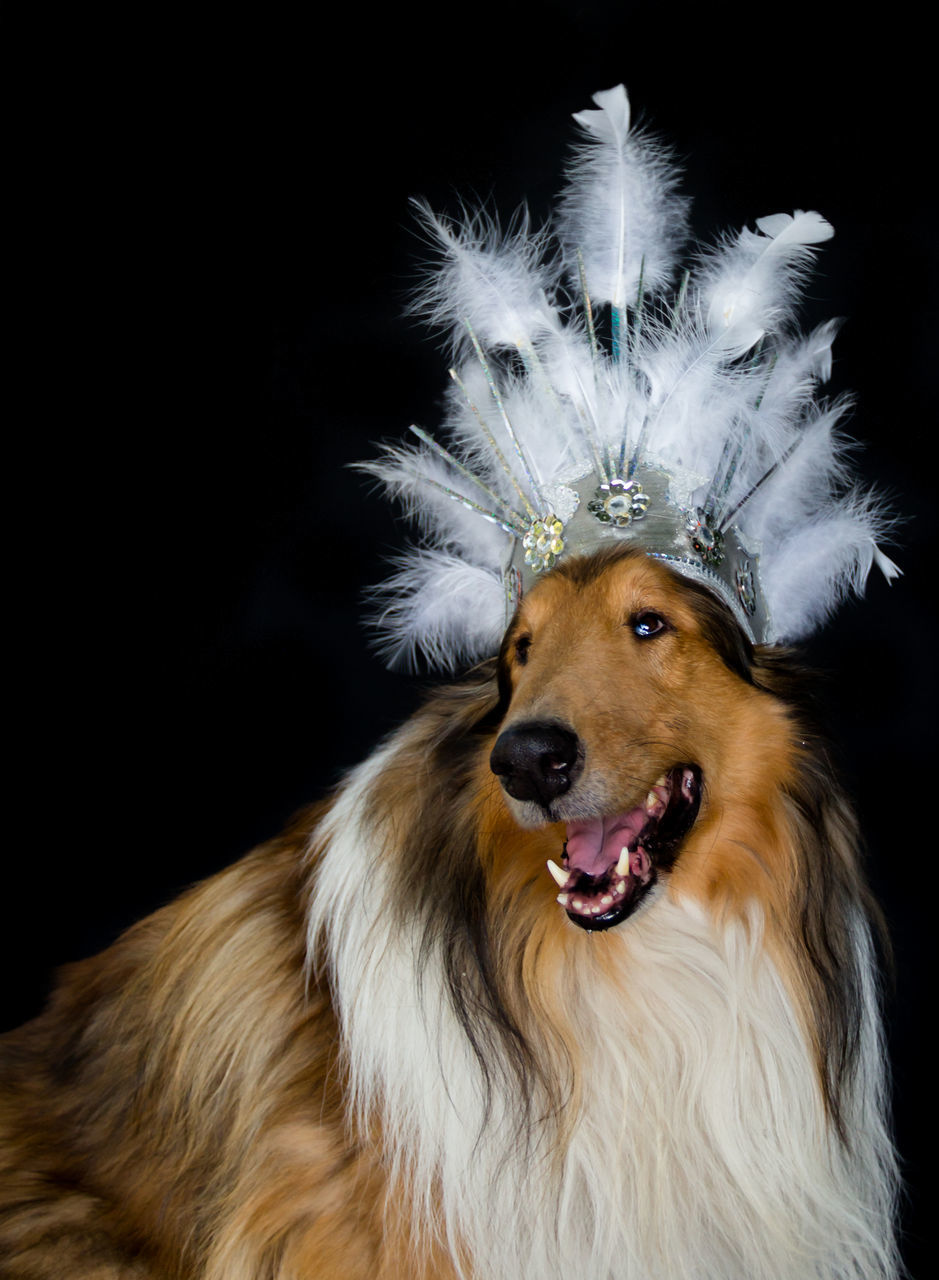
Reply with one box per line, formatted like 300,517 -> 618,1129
0,544 -> 899,1278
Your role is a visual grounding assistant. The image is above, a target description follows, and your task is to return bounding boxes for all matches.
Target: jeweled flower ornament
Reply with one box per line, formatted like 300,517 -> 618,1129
523,515 -> 565,572
362,85 -> 898,671
684,508 -> 724,566
588,479 -> 650,527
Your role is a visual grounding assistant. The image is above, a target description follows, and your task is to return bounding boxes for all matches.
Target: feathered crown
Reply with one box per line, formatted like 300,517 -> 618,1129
363,85 -> 898,670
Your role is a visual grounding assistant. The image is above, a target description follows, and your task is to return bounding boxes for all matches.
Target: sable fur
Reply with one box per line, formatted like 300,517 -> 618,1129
0,551 -> 899,1278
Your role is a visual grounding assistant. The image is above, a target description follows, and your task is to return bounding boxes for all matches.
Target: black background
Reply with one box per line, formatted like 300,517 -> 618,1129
5,7 -> 933,1274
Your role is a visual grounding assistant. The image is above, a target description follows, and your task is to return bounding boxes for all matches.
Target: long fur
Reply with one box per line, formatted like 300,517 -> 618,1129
0,550 -> 899,1278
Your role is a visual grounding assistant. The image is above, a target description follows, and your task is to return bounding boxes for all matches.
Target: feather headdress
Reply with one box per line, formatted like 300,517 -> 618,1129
363,85 -> 898,670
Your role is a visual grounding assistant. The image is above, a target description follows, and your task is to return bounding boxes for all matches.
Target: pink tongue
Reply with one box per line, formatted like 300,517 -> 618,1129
565,809 -> 647,877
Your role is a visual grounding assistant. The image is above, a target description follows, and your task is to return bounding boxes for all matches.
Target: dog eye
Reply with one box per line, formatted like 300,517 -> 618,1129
514,635 -> 532,664
631,610 -> 669,639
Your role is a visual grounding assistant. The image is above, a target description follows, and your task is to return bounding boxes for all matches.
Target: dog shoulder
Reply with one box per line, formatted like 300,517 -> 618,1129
0,800 -> 407,1277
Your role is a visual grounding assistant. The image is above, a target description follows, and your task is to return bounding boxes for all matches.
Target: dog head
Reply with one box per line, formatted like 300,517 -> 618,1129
489,546 -> 798,931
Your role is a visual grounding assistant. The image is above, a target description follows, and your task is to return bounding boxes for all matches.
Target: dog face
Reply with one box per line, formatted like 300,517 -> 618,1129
489,548 -> 795,931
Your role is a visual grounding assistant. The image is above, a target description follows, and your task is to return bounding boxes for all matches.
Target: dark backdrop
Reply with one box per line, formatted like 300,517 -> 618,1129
6,7 -> 932,1274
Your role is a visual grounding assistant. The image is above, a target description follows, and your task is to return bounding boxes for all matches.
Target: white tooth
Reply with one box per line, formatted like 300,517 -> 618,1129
655,773 -> 668,788
645,790 -> 658,811
615,846 -> 630,878
592,905 -> 601,914
617,880 -> 626,895
556,893 -> 569,906
601,894 -> 613,906
546,859 -> 567,888
573,899 -> 583,911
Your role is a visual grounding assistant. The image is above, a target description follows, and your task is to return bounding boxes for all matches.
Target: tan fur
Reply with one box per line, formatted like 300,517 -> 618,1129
470,555 -> 828,1120
489,558 -> 797,917
0,552 -> 888,1276
0,814 -> 456,1278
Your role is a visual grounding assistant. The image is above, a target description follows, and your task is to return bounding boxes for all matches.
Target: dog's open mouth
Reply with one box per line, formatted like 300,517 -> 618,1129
547,765 -> 702,931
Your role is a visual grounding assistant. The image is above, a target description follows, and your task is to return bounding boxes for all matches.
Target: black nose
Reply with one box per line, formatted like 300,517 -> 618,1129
489,722 -> 581,807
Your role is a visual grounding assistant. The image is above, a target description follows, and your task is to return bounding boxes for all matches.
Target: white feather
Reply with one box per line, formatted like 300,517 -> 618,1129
742,404 -> 853,545
751,320 -> 841,439
356,444 -> 514,565
761,492 -> 893,638
412,199 -> 557,354
699,211 -> 834,357
638,316 -> 754,475
558,84 -> 689,308
365,548 -> 505,671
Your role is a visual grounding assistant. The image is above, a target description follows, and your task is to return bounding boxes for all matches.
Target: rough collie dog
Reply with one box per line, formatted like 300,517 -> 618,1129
0,546 -> 898,1278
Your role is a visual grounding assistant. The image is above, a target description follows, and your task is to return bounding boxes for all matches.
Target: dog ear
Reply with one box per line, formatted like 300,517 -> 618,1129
676,574 -> 756,683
